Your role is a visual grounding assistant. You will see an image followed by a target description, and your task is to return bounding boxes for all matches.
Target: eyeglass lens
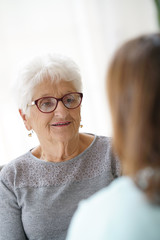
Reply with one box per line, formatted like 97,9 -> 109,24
37,93 -> 82,113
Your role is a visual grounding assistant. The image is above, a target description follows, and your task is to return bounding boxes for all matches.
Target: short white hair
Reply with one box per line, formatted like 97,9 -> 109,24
13,53 -> 83,114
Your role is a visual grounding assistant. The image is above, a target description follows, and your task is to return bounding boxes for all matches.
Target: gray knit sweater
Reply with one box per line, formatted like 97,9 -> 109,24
0,135 -> 121,240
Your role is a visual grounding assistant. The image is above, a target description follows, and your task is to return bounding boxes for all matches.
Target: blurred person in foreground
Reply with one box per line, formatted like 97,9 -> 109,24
66,33 -> 160,240
0,54 -> 120,240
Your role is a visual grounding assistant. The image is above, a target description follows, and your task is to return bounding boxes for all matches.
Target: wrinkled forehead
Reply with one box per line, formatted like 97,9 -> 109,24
32,78 -> 77,100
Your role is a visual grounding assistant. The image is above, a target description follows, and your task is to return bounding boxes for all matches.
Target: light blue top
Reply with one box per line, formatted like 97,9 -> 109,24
66,176 -> 160,240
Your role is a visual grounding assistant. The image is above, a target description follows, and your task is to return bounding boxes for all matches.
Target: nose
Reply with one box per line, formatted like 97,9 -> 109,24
54,100 -> 69,117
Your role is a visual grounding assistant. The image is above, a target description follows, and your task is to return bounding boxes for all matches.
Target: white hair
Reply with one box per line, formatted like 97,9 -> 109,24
13,53 -> 83,114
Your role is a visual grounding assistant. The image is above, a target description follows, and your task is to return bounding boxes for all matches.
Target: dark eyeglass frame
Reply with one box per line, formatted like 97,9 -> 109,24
28,92 -> 83,113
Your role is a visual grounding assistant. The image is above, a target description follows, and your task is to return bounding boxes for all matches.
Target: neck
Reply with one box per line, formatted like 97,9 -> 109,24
35,134 -> 81,162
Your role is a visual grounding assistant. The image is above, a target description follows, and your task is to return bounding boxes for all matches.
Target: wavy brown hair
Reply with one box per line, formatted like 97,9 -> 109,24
107,33 -> 160,203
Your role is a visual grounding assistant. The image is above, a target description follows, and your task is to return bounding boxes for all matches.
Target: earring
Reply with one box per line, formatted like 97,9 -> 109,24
28,130 -> 33,137
80,118 -> 83,128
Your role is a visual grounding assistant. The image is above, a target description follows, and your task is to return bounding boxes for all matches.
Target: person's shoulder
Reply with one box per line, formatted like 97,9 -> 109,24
84,176 -> 157,213
96,135 -> 112,143
85,133 -> 112,142
83,133 -> 113,153
1,151 -> 31,170
72,177 -> 143,226
92,134 -> 112,149
68,177 -> 160,240
0,151 -> 31,184
67,177 -> 127,240
78,177 -> 134,210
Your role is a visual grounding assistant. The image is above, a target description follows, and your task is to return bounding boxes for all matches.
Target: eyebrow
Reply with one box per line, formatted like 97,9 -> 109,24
34,91 -> 76,99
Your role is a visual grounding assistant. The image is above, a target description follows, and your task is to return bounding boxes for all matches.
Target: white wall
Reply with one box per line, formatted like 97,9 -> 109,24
0,0 -> 159,164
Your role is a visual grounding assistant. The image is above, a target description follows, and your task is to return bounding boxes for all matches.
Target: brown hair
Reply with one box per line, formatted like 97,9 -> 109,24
107,33 -> 160,204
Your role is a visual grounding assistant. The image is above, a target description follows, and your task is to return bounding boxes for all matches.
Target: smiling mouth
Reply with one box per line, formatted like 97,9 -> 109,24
51,121 -> 71,127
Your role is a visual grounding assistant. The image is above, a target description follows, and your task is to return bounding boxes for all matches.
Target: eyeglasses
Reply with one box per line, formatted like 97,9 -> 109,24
28,92 -> 83,113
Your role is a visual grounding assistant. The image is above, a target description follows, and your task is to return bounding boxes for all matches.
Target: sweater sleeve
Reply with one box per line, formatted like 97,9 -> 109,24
107,138 -> 121,178
0,179 -> 28,240
111,152 -> 121,178
108,139 -> 121,178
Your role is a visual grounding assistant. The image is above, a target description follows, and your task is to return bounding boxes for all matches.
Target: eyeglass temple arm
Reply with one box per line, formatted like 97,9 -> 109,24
27,101 -> 36,107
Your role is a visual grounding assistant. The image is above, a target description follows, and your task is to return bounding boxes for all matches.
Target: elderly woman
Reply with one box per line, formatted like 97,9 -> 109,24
0,54 -> 120,240
66,33 -> 160,240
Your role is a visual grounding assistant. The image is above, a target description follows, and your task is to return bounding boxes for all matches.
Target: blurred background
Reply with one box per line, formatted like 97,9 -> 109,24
0,0 -> 159,165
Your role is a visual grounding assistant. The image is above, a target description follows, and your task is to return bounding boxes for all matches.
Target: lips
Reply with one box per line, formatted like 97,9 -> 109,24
51,121 -> 71,127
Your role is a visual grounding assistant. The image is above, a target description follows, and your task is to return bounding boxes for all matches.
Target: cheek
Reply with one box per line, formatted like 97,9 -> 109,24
71,109 -> 81,125
29,111 -> 51,130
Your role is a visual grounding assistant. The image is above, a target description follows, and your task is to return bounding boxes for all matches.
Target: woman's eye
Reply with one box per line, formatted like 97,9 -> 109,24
39,99 -> 55,108
67,98 -> 74,103
42,101 -> 53,106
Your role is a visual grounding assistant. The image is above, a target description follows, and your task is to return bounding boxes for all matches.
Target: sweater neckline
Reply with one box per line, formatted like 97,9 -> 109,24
28,134 -> 97,165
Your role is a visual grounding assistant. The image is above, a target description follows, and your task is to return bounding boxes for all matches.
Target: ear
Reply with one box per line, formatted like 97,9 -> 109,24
19,109 -> 32,131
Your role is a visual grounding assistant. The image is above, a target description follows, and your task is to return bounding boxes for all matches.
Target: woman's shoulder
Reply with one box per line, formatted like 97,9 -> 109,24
76,176 -> 160,223
79,133 -> 113,158
80,177 -> 132,205
82,133 -> 112,141
81,176 -> 148,206
67,176 -> 160,240
83,133 -> 112,149
0,151 -> 32,185
81,133 -> 121,175
1,151 -> 31,169
91,134 -> 112,143
94,135 -> 114,153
